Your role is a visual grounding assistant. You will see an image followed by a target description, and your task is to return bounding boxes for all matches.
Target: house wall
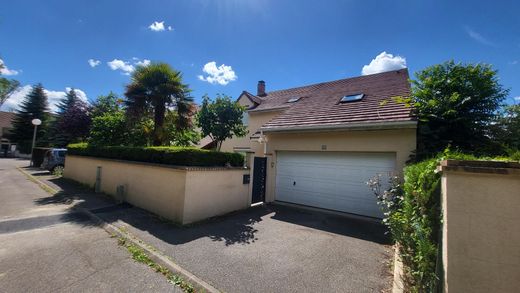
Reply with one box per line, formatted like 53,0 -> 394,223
263,128 -> 416,202
440,162 -> 520,293
64,155 -> 250,224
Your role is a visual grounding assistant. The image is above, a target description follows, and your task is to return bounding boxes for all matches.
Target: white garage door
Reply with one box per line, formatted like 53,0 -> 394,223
275,151 -> 396,218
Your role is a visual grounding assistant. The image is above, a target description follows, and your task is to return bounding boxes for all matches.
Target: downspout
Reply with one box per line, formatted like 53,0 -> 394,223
260,130 -> 267,157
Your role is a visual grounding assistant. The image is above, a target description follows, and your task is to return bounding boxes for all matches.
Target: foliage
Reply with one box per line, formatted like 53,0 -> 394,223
368,149 -> 518,292
411,61 -> 509,159
164,110 -> 200,147
68,143 -> 244,167
8,84 -> 49,153
125,62 -> 194,146
50,89 -> 91,147
197,94 -> 247,151
491,104 -> 520,150
0,76 -> 20,109
89,110 -> 129,146
90,92 -> 123,118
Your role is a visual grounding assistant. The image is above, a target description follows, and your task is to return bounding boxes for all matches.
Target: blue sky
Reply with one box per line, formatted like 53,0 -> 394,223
1,0 -> 519,111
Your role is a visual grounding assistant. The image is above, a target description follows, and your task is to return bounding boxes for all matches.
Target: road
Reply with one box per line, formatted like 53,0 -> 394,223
0,158 -> 180,293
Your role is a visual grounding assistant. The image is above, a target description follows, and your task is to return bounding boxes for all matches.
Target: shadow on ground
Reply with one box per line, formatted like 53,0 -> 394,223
31,170 -> 390,246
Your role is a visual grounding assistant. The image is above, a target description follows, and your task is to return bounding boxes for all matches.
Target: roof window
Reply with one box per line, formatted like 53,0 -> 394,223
287,97 -> 301,103
340,93 -> 364,103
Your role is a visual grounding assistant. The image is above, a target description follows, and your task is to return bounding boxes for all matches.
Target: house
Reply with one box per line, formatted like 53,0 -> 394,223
220,69 -> 416,218
0,111 -> 16,157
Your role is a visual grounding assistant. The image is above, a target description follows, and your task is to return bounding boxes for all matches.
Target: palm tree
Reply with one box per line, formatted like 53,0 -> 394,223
125,63 -> 194,146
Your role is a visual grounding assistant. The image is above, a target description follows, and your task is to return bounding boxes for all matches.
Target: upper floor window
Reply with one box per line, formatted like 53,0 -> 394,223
242,112 -> 249,126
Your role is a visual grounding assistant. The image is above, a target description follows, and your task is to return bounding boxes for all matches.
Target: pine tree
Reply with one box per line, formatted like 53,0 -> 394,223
9,84 -> 49,153
49,88 -> 91,147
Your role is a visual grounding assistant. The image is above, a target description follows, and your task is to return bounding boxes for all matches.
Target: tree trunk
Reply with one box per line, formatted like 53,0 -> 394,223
152,101 -> 166,146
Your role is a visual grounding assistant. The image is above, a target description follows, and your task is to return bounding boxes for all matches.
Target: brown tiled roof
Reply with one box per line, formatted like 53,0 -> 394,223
240,91 -> 264,105
0,111 -> 16,129
252,69 -> 414,131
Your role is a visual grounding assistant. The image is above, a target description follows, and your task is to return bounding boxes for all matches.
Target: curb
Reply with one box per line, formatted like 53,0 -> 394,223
17,167 -> 221,293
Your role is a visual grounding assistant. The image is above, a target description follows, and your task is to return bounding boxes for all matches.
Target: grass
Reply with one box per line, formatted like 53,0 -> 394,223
117,237 -> 196,293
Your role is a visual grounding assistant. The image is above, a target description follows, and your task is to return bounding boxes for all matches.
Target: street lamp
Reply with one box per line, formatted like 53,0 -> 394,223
30,118 -> 42,167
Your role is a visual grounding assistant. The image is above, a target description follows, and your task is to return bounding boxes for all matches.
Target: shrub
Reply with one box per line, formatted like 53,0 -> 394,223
67,143 -> 244,167
368,149 -> 519,292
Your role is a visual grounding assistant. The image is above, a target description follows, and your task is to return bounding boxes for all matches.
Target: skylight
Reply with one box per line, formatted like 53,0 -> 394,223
287,97 -> 300,103
340,94 -> 364,103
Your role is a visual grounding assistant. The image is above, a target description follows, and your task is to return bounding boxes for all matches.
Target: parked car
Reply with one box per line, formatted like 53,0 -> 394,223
42,148 -> 67,172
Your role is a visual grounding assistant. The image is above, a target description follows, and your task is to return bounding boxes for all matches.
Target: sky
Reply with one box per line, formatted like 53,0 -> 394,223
1,0 -> 519,112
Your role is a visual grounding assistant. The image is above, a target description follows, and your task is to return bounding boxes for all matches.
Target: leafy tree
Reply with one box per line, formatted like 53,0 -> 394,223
89,110 -> 128,146
164,110 -> 201,147
125,63 -> 194,146
197,94 -> 247,151
411,61 -> 509,158
0,74 -> 20,109
91,92 -> 122,118
9,84 -> 49,153
50,89 -> 91,147
492,104 -> 520,150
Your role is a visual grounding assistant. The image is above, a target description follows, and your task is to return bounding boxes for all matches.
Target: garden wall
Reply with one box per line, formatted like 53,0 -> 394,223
440,160 -> 520,293
64,155 -> 250,224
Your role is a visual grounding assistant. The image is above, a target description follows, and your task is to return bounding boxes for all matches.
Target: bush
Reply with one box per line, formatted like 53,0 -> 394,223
67,143 -> 244,167
368,149 -> 519,292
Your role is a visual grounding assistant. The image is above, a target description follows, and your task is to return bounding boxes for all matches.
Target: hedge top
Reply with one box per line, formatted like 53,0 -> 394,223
67,143 -> 244,167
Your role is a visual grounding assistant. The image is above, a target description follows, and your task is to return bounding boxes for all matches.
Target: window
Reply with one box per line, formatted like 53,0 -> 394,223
242,112 -> 249,126
287,97 -> 300,103
340,93 -> 364,103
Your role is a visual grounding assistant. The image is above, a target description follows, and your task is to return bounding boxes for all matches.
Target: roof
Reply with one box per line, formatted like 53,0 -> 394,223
0,111 -> 15,130
248,69 -> 415,131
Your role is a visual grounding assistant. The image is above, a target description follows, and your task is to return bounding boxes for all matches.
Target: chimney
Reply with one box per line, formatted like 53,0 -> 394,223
257,80 -> 266,97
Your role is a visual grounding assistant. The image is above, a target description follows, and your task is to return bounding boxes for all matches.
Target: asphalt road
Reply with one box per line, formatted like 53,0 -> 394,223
0,158 -> 180,293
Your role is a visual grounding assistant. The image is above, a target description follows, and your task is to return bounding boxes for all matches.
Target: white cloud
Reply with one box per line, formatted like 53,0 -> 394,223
0,85 -> 88,113
148,21 -> 173,32
464,26 -> 495,47
361,52 -> 407,75
107,59 -> 135,75
107,58 -> 151,75
510,60 -> 518,65
88,59 -> 101,67
198,61 -> 237,85
135,59 -> 151,67
514,96 -> 520,101
0,58 -> 20,76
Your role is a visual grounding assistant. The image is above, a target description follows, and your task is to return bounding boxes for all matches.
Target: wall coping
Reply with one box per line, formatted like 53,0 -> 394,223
67,154 -> 249,172
438,159 -> 520,176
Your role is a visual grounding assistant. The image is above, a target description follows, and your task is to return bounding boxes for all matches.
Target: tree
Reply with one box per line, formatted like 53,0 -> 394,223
492,104 -> 520,150
411,61 -> 509,158
89,110 -> 128,146
125,63 -> 194,146
50,89 -> 91,147
9,84 -> 49,153
164,110 -> 201,147
0,77 -> 20,108
197,94 -> 247,151
91,92 -> 122,118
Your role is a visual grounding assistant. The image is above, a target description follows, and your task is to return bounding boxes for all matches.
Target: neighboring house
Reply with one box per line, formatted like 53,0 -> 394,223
0,111 -> 16,156
221,69 -> 416,218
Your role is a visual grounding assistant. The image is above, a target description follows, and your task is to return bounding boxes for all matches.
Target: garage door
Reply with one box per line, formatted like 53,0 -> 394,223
275,151 -> 396,218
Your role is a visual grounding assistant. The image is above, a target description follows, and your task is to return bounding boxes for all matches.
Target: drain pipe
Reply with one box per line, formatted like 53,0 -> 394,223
260,130 -> 268,157
95,166 -> 102,193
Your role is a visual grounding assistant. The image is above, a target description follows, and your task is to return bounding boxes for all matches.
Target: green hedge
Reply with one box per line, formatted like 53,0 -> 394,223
67,143 -> 244,167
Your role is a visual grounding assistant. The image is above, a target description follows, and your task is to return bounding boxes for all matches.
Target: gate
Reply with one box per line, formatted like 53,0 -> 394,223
251,157 -> 267,204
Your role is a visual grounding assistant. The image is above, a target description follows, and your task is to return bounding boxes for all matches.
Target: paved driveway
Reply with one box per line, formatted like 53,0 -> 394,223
97,201 -> 393,292
21,160 -> 393,293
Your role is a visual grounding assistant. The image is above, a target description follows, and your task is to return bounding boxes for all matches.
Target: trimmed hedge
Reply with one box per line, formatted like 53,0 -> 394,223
67,143 -> 244,167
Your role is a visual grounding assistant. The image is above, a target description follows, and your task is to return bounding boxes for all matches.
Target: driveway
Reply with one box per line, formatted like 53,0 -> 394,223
0,158 -> 180,293
19,160 -> 393,292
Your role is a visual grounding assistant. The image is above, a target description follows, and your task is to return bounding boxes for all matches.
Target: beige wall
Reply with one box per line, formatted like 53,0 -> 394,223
64,155 -> 250,224
263,128 -> 416,202
441,162 -> 520,293
183,169 -> 250,224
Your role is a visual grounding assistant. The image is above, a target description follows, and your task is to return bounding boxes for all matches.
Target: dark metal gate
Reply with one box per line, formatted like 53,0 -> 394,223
251,157 -> 267,204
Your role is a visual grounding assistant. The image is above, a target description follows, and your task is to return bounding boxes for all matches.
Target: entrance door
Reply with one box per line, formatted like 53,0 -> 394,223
251,157 -> 267,204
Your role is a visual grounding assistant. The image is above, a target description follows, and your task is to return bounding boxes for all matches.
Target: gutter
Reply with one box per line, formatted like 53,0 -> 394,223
260,120 -> 417,133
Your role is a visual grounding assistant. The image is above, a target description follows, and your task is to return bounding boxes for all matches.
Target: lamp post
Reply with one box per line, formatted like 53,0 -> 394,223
30,118 -> 42,167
